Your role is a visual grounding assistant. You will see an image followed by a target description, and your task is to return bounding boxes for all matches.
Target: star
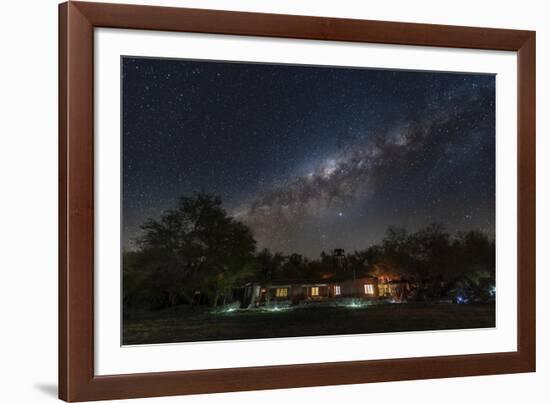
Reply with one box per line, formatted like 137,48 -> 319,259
122,56 -> 495,257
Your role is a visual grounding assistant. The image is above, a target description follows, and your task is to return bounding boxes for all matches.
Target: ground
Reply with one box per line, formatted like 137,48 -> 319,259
123,302 -> 495,345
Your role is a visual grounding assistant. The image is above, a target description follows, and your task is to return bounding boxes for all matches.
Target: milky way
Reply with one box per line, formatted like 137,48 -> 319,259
122,57 -> 495,258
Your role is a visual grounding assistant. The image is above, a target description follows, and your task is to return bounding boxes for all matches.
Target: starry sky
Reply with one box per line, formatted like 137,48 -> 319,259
122,57 -> 495,258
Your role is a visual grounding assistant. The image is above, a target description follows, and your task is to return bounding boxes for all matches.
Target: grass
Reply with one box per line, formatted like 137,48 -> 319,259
122,302 -> 495,345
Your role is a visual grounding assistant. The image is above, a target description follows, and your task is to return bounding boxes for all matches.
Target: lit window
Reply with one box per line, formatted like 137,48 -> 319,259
334,285 -> 341,296
276,288 -> 288,297
311,287 -> 319,296
364,284 -> 374,294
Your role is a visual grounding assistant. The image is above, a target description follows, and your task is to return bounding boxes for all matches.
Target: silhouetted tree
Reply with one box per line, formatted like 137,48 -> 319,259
124,193 -> 256,308
347,250 -> 370,279
124,196 -> 495,310
280,253 -> 306,279
255,248 -> 284,281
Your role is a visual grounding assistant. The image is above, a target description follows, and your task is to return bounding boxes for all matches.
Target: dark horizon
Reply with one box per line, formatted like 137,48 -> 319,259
122,57 -> 495,259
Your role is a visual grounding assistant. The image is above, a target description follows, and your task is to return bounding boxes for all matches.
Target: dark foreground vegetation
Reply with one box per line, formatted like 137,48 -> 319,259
123,302 -> 496,345
124,193 -> 495,310
122,193 -> 495,343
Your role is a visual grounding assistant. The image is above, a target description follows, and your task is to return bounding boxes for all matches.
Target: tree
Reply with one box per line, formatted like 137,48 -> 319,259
371,226 -> 416,279
446,230 -> 495,301
410,223 -> 451,279
255,248 -> 284,282
280,253 -> 305,279
128,193 -> 256,308
347,250 -> 370,279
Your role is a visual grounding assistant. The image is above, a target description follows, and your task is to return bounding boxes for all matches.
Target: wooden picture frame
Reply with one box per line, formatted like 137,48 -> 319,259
59,1 -> 536,401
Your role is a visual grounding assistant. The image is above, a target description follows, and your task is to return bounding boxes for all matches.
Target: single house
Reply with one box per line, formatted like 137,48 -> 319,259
241,275 -> 379,308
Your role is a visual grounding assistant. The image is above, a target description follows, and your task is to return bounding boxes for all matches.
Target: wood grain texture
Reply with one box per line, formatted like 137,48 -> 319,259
58,1 -> 536,401
59,2 -> 95,400
74,1 -> 532,50
58,4 -> 68,400
516,32 -> 536,369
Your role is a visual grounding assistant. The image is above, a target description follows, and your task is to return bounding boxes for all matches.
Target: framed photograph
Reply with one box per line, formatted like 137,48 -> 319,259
59,1 -> 536,401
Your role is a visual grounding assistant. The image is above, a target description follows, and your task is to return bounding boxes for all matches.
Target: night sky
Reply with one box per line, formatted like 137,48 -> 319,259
122,57 -> 495,258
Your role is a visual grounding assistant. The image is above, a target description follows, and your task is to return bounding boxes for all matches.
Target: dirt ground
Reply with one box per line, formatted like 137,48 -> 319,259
123,301 -> 496,345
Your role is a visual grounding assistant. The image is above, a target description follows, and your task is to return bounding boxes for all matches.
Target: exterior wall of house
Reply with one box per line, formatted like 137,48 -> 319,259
341,277 -> 379,299
388,281 -> 413,302
378,282 -> 391,297
305,284 -> 330,298
241,276 -> 381,307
